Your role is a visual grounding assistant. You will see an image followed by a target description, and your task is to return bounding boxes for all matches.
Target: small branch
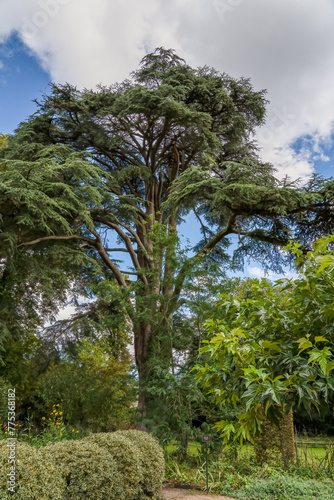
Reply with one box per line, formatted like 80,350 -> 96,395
170,214 -> 236,314
193,207 -> 208,242
18,235 -> 97,248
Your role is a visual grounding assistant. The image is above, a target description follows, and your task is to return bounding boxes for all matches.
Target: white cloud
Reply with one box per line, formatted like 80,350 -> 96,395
55,302 -> 77,321
1,0 -> 334,177
248,266 -> 298,281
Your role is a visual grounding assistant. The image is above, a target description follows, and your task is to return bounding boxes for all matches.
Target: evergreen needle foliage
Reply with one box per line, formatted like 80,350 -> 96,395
1,48 -> 334,425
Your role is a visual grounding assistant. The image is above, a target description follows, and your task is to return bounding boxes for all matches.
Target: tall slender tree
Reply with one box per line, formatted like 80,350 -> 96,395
1,48 -> 334,424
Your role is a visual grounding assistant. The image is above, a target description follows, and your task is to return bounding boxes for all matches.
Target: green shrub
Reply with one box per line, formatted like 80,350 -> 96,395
116,429 -> 165,499
0,378 -> 9,422
0,440 -> 65,499
85,432 -> 143,499
38,338 -> 136,432
220,475 -> 334,500
41,439 -> 125,499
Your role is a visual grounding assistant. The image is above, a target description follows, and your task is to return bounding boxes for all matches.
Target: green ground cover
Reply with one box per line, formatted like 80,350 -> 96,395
164,438 -> 334,500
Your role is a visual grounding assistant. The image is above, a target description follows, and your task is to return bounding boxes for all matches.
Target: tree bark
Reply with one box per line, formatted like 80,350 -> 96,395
134,319 -> 151,426
254,409 -> 296,468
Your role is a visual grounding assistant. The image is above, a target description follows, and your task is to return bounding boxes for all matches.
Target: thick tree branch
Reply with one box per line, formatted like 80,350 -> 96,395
104,217 -> 147,254
170,215 -> 236,315
94,219 -> 148,284
105,247 -> 135,253
234,228 -> 291,248
89,229 -> 131,288
196,216 -> 236,257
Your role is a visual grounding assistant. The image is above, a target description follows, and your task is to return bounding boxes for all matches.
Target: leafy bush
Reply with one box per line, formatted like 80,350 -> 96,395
0,440 -> 65,499
220,475 -> 334,500
0,378 -> 9,421
41,439 -> 124,499
85,432 -> 143,499
116,429 -> 165,499
38,337 -> 136,432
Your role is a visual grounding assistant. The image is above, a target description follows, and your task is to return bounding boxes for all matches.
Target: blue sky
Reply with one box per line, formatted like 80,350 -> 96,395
1,0 -> 334,281
0,35 -> 50,133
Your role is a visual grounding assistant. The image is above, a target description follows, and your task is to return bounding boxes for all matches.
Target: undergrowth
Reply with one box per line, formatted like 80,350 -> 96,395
165,443 -> 334,499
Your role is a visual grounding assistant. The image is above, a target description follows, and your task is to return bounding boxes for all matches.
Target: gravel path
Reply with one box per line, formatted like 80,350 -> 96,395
161,487 -> 239,500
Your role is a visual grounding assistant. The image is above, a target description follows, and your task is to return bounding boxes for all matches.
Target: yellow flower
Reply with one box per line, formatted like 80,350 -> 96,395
53,405 -> 55,407
55,412 -> 58,415
60,433 -> 62,436
72,429 -> 75,432
76,431 -> 79,433
28,407 -> 31,409
59,412 -> 63,416
42,417 -> 46,420
56,422 -> 61,425
5,432 -> 7,434
49,418 -> 51,421
56,404 -> 59,407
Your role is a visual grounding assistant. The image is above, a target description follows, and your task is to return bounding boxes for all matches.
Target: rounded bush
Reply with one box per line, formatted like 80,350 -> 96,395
115,429 -> 165,499
41,439 -> 124,499
0,440 -> 65,499
85,432 -> 143,499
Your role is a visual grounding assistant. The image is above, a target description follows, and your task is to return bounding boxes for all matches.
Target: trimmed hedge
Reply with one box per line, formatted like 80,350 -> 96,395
41,440 -> 124,500
85,432 -> 143,499
115,429 -> 165,499
1,430 -> 164,499
0,440 -> 65,499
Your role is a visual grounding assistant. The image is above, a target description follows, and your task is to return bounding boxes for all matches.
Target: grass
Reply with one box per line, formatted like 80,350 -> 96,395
165,437 -> 334,461
164,438 -> 334,499
165,441 -> 202,456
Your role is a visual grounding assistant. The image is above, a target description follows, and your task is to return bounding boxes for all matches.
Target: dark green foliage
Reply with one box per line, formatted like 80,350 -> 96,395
147,274 -> 256,450
38,337 -> 137,431
2,48 -> 334,426
220,475 -> 334,500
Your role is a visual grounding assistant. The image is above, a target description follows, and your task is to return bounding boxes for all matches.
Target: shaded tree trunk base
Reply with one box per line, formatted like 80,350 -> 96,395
254,409 -> 296,468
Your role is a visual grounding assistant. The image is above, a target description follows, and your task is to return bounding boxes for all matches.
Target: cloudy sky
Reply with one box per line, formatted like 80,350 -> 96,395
0,0 -> 333,278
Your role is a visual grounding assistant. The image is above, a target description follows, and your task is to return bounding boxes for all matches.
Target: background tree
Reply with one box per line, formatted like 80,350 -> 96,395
1,48 -> 334,426
38,337 -> 136,432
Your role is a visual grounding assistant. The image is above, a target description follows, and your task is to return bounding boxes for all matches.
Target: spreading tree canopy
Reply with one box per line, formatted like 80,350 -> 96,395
194,236 -> 334,444
1,48 -> 334,425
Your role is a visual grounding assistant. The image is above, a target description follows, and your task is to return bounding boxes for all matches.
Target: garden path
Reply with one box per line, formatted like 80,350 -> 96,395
161,487 -> 238,500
